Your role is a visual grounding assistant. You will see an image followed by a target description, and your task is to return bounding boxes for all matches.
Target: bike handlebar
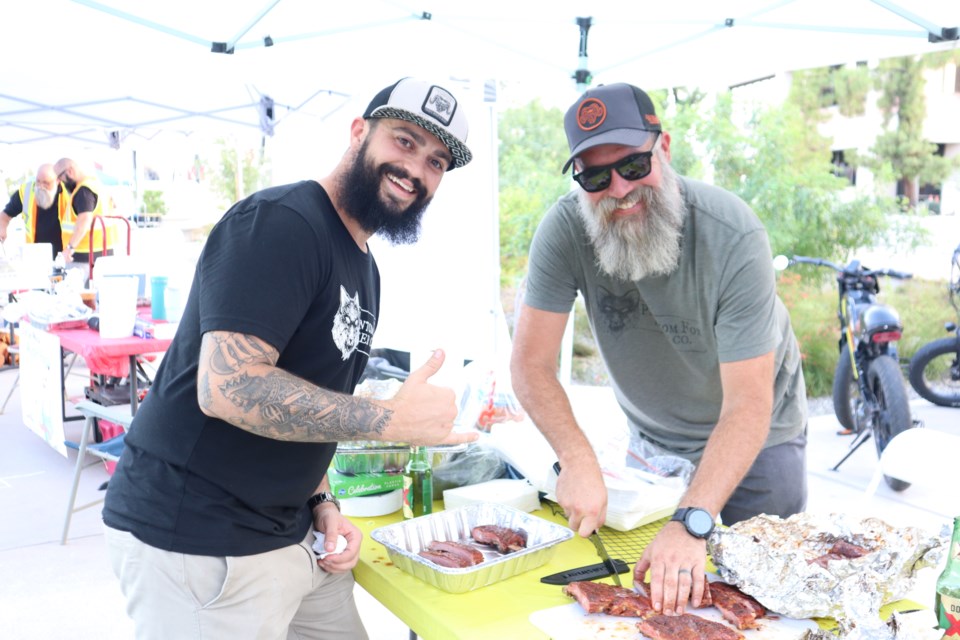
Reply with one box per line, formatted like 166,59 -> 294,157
787,255 -> 912,280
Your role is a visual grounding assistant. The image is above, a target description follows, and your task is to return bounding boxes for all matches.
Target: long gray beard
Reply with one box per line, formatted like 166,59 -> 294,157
577,155 -> 685,281
35,188 -> 56,210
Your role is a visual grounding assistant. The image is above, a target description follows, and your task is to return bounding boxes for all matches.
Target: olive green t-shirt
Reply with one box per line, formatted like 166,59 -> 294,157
524,177 -> 806,461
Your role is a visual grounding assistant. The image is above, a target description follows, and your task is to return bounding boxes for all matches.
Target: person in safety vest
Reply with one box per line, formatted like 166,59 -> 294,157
53,157 -> 115,273
1,164 -> 70,259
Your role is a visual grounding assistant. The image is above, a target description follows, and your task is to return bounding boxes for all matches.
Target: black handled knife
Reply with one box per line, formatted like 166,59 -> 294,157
540,559 -> 630,585
553,461 -> 624,587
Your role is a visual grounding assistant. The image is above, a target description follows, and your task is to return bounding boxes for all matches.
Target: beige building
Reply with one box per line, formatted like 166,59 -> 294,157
819,60 -> 960,215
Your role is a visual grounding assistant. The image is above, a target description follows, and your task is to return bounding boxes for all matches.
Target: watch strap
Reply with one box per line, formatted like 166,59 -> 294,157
307,491 -> 340,512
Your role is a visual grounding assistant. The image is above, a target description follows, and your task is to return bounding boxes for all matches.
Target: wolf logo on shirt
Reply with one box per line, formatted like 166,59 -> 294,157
332,286 -> 362,360
598,286 -> 640,333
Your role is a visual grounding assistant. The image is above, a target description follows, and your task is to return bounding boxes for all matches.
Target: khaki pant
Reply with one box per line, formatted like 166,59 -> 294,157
104,525 -> 369,640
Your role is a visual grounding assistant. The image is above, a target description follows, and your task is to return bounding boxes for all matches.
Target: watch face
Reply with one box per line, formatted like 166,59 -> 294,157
687,509 -> 714,536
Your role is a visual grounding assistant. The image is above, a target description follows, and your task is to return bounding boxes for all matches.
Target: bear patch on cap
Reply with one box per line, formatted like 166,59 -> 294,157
364,78 -> 472,170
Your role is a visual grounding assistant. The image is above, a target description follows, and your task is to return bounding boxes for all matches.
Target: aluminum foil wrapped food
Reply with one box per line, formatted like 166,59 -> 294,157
708,512 -> 946,639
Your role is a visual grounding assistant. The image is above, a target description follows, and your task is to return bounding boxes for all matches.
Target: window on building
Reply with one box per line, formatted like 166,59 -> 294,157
831,150 -> 856,186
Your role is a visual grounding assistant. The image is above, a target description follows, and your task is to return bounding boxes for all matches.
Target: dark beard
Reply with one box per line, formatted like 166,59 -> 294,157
338,139 -> 432,245
62,177 -> 77,193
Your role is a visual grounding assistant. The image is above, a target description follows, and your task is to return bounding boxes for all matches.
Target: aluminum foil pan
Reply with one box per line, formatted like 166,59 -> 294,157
334,443 -> 467,474
709,512 -> 946,639
371,502 -> 573,593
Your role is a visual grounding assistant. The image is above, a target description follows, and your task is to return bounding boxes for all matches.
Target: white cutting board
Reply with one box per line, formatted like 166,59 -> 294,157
529,602 -> 819,640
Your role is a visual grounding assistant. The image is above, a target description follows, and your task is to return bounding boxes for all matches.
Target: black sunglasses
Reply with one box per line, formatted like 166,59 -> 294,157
573,143 -> 658,193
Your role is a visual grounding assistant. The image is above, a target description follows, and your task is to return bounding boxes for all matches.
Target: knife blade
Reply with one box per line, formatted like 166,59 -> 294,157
552,461 -> 625,587
590,529 -> 623,587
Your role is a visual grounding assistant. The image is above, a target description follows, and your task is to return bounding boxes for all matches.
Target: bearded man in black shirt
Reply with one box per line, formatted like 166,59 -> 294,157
103,78 -> 478,639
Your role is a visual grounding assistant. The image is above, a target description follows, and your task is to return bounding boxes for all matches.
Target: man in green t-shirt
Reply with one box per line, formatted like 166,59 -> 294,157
511,82 -> 807,619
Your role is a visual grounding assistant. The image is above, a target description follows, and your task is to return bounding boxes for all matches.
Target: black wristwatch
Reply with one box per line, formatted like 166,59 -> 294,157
307,491 -> 341,512
670,507 -> 715,539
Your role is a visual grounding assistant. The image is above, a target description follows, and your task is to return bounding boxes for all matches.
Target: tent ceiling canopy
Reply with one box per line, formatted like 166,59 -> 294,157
2,0 -> 957,148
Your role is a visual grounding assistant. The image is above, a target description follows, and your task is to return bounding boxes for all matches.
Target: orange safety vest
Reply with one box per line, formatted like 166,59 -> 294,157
61,177 -> 117,252
18,180 -> 70,244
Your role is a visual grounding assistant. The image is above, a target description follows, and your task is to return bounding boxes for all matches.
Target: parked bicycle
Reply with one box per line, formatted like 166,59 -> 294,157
907,241 -> 960,407
774,254 -> 915,491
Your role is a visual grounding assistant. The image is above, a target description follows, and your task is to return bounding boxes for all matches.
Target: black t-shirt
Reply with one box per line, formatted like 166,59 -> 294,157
71,185 -> 97,214
103,181 -> 381,556
3,186 -> 66,256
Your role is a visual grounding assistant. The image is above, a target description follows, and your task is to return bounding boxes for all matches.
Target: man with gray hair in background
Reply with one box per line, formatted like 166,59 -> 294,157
1,163 -> 69,258
511,82 -> 808,619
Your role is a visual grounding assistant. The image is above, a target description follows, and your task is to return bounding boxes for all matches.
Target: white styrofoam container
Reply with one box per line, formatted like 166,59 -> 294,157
442,479 -> 541,513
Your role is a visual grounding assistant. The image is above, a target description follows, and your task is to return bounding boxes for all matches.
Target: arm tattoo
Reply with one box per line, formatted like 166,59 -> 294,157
198,371 -> 212,409
219,370 -> 392,441
209,333 -> 277,374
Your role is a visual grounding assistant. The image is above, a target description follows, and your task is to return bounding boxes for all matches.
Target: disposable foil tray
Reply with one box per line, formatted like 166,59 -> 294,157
371,503 -> 573,593
334,442 -> 467,474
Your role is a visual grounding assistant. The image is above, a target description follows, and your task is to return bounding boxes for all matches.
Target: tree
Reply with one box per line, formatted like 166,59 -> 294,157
497,100 -> 571,283
666,89 -> 895,261
207,137 -> 273,208
865,53 -> 960,208
140,190 -> 167,214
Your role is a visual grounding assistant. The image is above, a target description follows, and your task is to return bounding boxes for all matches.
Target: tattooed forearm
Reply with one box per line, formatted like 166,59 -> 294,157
208,333 -> 278,375
198,371 -> 213,410
218,370 -> 393,441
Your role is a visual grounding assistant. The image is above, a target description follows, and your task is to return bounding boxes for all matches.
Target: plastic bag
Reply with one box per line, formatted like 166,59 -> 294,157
431,443 -> 507,499
626,431 -> 695,487
456,360 -> 526,432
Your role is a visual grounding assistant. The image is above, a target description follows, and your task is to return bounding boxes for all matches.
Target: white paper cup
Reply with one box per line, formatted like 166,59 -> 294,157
98,276 -> 138,338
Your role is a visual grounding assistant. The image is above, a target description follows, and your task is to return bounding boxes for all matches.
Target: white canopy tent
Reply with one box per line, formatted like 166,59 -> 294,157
3,0 -> 957,147
1,0 -> 956,369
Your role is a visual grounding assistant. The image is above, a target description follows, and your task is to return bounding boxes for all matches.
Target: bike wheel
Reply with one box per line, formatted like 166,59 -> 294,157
908,337 -> 960,407
867,355 -> 914,492
832,353 -> 857,431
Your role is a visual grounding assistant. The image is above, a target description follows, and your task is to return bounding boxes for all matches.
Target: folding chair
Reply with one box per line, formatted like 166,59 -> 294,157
61,400 -> 135,544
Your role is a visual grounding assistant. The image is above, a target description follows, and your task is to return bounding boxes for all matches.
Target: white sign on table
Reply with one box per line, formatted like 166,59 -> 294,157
18,322 -> 68,457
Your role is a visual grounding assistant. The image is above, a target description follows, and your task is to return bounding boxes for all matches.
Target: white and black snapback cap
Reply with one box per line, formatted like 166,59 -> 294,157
363,78 -> 472,170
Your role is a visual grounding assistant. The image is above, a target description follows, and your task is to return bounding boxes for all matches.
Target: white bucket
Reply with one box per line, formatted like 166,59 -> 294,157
98,276 -> 139,338
93,255 -> 146,297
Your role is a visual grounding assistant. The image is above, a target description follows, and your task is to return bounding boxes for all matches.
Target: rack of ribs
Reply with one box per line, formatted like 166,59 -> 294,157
563,581 -> 655,617
708,581 -> 766,630
417,540 -> 484,568
809,539 -> 871,568
471,525 -> 528,553
637,613 -> 745,640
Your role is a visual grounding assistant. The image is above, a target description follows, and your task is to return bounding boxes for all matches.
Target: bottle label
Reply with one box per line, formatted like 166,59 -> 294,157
940,593 -> 960,635
402,475 -> 414,519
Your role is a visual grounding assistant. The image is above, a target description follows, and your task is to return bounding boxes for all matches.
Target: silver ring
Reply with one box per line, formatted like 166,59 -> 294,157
678,568 -> 692,576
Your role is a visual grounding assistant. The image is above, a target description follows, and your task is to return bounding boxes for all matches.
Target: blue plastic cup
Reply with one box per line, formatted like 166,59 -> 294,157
151,276 -> 168,320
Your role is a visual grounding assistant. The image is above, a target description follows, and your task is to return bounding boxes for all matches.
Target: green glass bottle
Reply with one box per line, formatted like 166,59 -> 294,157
402,446 -> 433,519
936,516 -> 960,637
